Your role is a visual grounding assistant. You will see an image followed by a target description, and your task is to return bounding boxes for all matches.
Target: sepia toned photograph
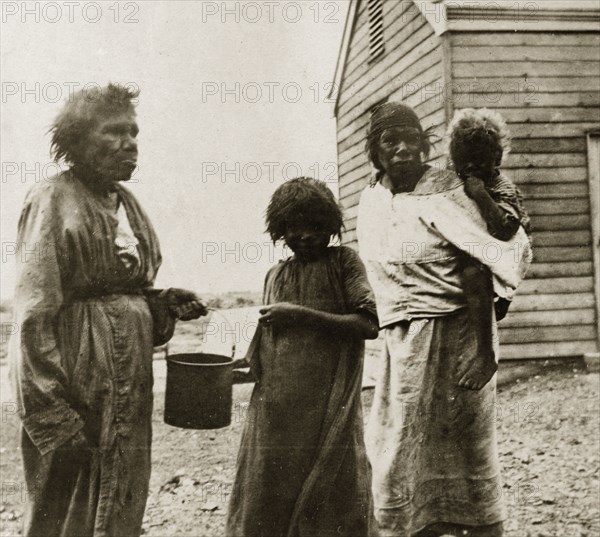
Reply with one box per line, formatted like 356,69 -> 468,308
1,1 -> 599,536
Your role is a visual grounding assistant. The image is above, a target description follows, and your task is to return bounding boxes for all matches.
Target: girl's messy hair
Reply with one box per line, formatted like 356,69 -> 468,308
265,177 -> 344,243
446,108 -> 511,168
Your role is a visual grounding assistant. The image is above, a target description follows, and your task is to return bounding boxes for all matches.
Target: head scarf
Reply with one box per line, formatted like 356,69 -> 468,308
367,102 -> 423,142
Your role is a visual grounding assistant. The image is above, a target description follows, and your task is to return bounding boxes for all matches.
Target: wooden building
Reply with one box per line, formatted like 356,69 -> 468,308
332,0 -> 600,360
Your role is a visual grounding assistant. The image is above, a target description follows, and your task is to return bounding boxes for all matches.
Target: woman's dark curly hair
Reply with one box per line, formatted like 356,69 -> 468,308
49,83 -> 140,166
265,177 -> 344,243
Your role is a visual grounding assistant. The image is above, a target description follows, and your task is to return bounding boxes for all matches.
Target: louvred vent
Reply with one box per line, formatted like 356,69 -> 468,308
368,0 -> 384,61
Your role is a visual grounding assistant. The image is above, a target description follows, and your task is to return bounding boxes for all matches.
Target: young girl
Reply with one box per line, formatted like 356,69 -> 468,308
447,108 -> 531,390
226,177 -> 379,537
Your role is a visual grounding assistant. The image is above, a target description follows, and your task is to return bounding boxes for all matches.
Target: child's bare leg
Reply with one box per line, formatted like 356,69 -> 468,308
458,262 -> 497,390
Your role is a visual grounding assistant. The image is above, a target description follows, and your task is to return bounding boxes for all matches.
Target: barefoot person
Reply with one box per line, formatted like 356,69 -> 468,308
226,177 -> 379,537
357,102 -> 531,537
446,108 -> 531,389
10,83 -> 206,537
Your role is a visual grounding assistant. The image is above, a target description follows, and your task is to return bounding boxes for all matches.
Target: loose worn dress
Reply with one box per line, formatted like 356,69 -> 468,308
357,168 -> 531,536
226,246 -> 378,537
10,170 -> 162,537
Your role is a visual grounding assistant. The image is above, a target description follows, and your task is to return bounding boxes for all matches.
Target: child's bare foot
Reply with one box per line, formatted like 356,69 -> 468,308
458,351 -> 497,390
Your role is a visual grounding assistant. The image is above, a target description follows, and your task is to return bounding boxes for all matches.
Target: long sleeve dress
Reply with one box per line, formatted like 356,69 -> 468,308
10,170 -> 163,537
226,246 -> 378,537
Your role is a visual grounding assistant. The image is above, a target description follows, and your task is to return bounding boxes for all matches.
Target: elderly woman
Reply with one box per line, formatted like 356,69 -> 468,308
357,102 -> 531,537
11,83 -> 206,537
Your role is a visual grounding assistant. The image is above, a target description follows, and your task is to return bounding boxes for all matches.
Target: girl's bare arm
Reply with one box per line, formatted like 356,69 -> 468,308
259,303 -> 379,340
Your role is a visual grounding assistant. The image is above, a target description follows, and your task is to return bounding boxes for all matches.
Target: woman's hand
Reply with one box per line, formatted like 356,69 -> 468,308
259,302 -> 305,327
165,288 -> 208,321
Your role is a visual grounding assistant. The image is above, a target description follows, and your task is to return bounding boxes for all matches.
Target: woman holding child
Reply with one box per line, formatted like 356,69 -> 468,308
357,102 -> 531,537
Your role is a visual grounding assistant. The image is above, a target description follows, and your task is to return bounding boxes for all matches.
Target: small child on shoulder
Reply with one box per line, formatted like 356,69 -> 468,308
446,108 -> 531,390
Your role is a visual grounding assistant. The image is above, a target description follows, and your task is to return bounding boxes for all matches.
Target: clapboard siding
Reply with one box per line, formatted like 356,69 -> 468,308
531,230 -> 591,247
504,153 -> 586,168
511,293 -> 595,312
527,198 -> 589,215
527,261 -> 593,278
344,0 -> 404,68
500,341 -> 598,360
337,0 -> 446,233
339,64 -> 445,150
518,182 -> 588,199
454,45 -> 600,63
452,33 -> 600,48
529,215 -> 590,231
450,31 -> 600,359
343,2 -> 423,85
335,3 -> 600,360
454,61 -> 600,78
515,138 -> 587,154
533,247 -> 591,263
450,94 -> 600,109
340,7 -> 431,108
499,325 -> 597,345
338,4 -> 444,124
500,308 -> 596,327
453,77 -> 599,94
487,107 -> 600,124
518,276 -> 593,294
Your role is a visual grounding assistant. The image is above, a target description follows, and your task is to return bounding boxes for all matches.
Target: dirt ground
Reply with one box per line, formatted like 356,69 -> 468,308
1,323 -> 598,536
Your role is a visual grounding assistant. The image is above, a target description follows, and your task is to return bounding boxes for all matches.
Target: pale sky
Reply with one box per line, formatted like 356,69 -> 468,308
0,0 -> 349,299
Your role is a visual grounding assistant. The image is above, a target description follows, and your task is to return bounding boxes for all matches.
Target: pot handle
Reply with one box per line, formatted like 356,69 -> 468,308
205,307 -> 237,359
